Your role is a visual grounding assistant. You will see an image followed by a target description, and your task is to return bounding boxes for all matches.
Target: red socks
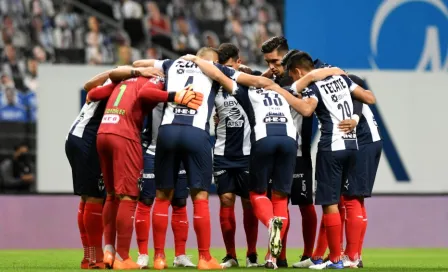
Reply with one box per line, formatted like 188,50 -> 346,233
344,197 -> 363,260
77,201 -> 89,261
338,196 -> 346,252
312,218 -> 328,260
278,209 -> 290,260
172,205 -> 189,257
84,202 -> 104,263
299,204 -> 318,257
220,206 -> 236,258
249,191 -> 274,227
152,198 -> 170,257
103,195 -> 119,246
271,193 -> 289,238
243,206 -> 258,256
324,212 -> 342,263
358,201 -> 368,257
116,200 -> 137,260
193,199 -> 212,260
135,202 -> 152,255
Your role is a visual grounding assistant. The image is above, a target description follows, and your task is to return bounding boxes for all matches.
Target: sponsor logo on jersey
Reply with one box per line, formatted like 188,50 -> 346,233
143,173 -> 155,179
105,108 -> 126,115
264,111 -> 288,123
173,106 -> 197,115
227,107 -> 244,127
102,114 -> 120,124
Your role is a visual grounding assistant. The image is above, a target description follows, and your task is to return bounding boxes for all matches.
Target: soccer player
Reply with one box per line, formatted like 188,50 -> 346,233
261,36 -> 318,267
214,43 -> 261,268
135,103 -> 195,268
273,51 -> 376,269
65,69 -> 115,269
138,47 -> 275,270
88,66 -> 202,269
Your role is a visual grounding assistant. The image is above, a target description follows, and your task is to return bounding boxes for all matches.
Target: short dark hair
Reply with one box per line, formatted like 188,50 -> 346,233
261,36 -> 289,54
285,51 -> 314,71
281,49 -> 301,66
218,43 -> 239,64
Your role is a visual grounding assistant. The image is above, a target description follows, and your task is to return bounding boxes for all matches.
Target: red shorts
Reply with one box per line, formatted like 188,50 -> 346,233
97,133 -> 142,197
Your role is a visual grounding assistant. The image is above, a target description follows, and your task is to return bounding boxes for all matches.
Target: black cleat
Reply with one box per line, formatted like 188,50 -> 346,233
220,254 -> 239,268
276,259 -> 288,267
358,259 -> 364,268
300,255 -> 311,262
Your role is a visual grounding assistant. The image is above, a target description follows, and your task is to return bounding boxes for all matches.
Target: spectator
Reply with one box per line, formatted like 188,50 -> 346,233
144,46 -> 162,60
24,58 -> 38,91
225,0 -> 249,22
1,15 -> 28,48
0,143 -> 35,193
228,19 -> 254,63
53,4 -> 83,48
253,7 -> 282,37
0,74 -> 15,90
30,16 -> 54,54
26,0 -> 55,18
116,44 -> 132,65
193,0 -> 225,21
166,0 -> 189,19
32,44 -> 48,62
145,1 -> 171,36
202,31 -> 220,48
121,0 -> 143,19
85,16 -> 105,65
1,44 -> 26,91
0,87 -> 27,122
172,17 -> 200,52
249,0 -> 277,21
0,0 -> 26,18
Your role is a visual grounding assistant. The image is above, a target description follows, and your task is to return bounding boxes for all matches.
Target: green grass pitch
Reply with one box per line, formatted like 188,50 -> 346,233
1,248 -> 447,271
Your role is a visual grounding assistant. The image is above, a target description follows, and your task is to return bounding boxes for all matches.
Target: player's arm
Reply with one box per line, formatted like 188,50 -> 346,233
132,59 -> 157,67
139,83 -> 204,110
341,75 -> 376,105
87,83 -> 117,102
268,84 -> 318,117
109,66 -> 164,83
291,67 -> 346,93
83,69 -> 113,92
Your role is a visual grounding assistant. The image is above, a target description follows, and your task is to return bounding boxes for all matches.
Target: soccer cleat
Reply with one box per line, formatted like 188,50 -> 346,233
264,254 -> 278,270
103,245 -> 115,269
246,253 -> 262,267
112,258 -> 142,270
198,257 -> 223,270
342,255 -> 360,268
136,253 -> 149,269
268,217 -> 283,258
292,257 -> 323,268
220,254 -> 238,268
88,262 -> 106,269
358,259 -> 364,268
309,260 -> 344,270
173,254 -> 196,267
276,259 -> 288,268
81,259 -> 89,269
300,255 -> 311,262
153,256 -> 167,270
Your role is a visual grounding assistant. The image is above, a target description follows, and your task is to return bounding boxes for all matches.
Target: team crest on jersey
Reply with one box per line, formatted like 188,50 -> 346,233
263,111 -> 288,123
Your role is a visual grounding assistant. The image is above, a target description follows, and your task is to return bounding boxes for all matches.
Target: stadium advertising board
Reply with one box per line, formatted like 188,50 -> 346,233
38,65 -> 448,193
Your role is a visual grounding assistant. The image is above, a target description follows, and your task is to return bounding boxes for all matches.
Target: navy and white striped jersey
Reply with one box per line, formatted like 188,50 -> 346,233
214,88 -> 251,168
233,85 -> 297,142
67,79 -> 111,142
305,75 -> 358,151
154,59 -> 240,133
141,103 -> 164,155
357,105 -> 381,145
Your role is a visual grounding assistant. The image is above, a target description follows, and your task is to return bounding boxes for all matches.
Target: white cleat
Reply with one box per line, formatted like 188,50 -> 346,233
268,217 -> 283,258
173,255 -> 196,267
292,258 -> 317,268
220,255 -> 239,268
342,255 -> 360,268
136,253 -> 149,268
309,260 -> 331,270
246,254 -> 263,268
264,254 -> 278,270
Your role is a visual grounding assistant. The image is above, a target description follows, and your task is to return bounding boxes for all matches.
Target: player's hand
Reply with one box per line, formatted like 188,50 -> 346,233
238,64 -> 253,74
309,67 -> 346,81
338,119 -> 357,133
181,54 -> 198,62
213,114 -> 219,126
174,85 -> 204,110
137,67 -> 164,78
86,95 -> 92,104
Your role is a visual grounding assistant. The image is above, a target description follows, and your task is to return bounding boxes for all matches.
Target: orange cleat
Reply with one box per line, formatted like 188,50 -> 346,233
198,257 -> 223,270
153,256 -> 167,270
89,262 -> 106,269
113,258 -> 142,270
81,259 -> 90,269
103,250 -> 115,269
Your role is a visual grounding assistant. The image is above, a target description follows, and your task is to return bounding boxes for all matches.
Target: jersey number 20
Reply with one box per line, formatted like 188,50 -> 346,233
263,93 -> 283,106
338,101 -> 351,120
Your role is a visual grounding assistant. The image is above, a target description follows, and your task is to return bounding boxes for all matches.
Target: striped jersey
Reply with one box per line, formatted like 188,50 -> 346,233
141,103 -> 164,155
67,79 -> 111,143
214,88 -> 251,168
233,85 -> 297,142
289,88 -> 306,157
305,75 -> 358,151
154,59 -> 240,133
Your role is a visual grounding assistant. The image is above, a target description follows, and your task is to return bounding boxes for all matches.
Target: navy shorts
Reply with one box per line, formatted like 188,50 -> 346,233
140,153 -> 189,199
214,168 -> 250,199
155,125 -> 212,192
346,141 -> 382,198
65,134 -> 105,198
315,150 -> 356,205
249,136 -> 297,195
290,156 -> 314,205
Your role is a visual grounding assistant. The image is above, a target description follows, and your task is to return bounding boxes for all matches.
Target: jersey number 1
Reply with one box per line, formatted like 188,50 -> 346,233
114,84 -> 127,107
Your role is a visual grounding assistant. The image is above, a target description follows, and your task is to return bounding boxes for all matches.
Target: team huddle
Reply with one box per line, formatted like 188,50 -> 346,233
65,36 -> 382,270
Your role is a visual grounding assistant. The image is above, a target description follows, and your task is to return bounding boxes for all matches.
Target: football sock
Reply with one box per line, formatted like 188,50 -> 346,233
193,199 -> 212,261
220,206 -> 236,258
152,198 -> 170,257
77,201 -> 88,261
300,204 -> 318,257
84,202 -> 104,263
358,201 -> 368,256
324,212 -> 342,263
103,195 -> 119,247
249,191 -> 274,227
278,209 -> 290,260
338,196 -> 346,252
171,205 -> 189,257
312,218 -> 328,260
243,206 -> 258,256
116,199 -> 137,260
344,197 -> 363,260
135,202 -> 151,255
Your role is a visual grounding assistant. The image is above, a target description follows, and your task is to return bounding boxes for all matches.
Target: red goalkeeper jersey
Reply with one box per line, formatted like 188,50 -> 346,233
89,76 -> 167,143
